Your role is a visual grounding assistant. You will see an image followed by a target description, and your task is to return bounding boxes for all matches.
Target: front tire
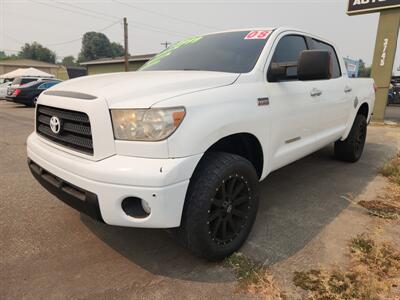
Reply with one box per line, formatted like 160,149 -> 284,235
177,152 -> 260,261
334,114 -> 367,162
31,97 -> 38,107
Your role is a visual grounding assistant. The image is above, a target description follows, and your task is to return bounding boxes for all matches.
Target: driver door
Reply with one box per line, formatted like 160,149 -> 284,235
265,34 -> 322,171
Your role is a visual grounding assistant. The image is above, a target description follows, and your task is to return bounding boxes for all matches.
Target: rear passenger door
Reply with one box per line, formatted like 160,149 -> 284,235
266,34 -> 322,171
310,38 -> 352,143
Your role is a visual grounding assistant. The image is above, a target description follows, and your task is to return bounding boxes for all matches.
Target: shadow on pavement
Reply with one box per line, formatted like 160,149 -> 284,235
82,141 -> 397,282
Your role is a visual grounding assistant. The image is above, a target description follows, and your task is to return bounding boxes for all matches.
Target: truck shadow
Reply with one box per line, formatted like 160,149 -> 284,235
82,141 -> 397,283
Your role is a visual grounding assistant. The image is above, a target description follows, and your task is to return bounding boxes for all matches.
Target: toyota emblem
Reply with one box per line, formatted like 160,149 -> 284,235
49,116 -> 61,134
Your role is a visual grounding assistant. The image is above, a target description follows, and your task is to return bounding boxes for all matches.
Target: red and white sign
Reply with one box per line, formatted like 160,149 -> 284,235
244,31 -> 271,40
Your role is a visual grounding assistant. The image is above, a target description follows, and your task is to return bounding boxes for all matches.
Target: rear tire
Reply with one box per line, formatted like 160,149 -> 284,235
177,152 -> 260,261
334,114 -> 367,162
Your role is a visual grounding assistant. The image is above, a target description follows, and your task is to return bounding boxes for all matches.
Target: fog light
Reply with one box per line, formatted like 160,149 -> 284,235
141,199 -> 151,214
121,197 -> 150,218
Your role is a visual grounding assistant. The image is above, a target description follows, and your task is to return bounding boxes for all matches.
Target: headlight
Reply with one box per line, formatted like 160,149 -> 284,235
110,107 -> 185,141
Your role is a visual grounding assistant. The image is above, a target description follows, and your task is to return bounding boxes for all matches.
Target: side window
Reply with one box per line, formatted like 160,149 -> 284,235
39,81 -> 59,89
38,83 -> 50,89
312,39 -> 341,78
268,35 -> 308,81
21,78 -> 37,85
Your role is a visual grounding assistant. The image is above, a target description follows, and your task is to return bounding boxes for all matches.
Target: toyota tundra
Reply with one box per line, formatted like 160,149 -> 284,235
27,28 -> 376,260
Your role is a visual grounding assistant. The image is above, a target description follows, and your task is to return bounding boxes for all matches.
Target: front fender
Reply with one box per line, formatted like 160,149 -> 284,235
156,83 -> 272,178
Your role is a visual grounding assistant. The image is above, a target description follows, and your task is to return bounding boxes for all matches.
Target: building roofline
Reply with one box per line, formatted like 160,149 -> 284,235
0,59 -> 59,68
80,54 -> 156,66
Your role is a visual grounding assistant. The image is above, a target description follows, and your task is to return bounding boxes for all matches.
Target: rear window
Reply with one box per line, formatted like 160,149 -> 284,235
312,39 -> 342,78
12,78 -> 38,86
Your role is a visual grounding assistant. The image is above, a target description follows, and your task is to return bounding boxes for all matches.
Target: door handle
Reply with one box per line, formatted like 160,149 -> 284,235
310,88 -> 322,97
344,86 -> 352,93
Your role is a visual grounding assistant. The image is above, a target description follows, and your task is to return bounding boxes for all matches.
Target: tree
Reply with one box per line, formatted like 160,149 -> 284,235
61,55 -> 77,66
110,42 -> 124,57
0,51 -> 18,61
18,42 -> 56,63
358,59 -> 371,78
78,32 -> 125,62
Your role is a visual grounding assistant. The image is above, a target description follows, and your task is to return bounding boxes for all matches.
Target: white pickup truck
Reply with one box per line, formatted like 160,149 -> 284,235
27,28 -> 375,260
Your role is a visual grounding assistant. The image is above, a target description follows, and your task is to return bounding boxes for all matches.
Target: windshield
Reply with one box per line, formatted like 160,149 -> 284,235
140,30 -> 272,73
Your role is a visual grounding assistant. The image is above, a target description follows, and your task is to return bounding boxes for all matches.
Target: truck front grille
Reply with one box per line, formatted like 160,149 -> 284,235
36,105 -> 93,155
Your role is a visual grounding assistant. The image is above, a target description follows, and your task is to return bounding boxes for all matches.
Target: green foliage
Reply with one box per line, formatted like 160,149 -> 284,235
0,51 -> 19,61
224,252 -> 263,285
61,55 -> 77,67
18,42 -> 56,63
224,252 -> 284,299
78,32 -> 125,62
110,42 -> 124,57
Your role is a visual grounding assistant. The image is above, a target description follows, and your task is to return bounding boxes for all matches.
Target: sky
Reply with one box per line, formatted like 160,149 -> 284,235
0,0 -> 399,73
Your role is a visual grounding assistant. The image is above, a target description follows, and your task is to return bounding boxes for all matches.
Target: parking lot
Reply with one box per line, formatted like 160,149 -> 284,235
1,101 -> 399,299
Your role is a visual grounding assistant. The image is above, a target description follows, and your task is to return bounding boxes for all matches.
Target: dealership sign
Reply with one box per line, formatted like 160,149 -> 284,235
347,0 -> 400,15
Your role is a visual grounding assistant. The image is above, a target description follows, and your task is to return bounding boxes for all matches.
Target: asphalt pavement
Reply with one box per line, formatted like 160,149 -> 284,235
386,104 -> 400,122
1,101 -> 399,299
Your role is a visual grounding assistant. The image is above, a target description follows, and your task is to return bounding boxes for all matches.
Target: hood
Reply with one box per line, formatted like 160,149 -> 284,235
48,71 -> 240,108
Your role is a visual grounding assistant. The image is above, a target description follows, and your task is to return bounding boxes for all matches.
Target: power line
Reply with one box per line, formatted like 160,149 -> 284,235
29,0 -> 116,23
46,21 -> 121,46
52,0 -> 192,37
54,1 -> 119,22
112,0 -> 221,31
4,20 -> 121,48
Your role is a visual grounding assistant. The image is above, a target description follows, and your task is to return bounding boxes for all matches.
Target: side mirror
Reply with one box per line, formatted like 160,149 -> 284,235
267,63 -> 286,82
298,50 -> 332,81
267,62 -> 297,82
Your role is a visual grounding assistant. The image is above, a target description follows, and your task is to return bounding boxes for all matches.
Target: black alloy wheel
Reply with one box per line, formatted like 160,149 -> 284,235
208,174 -> 252,246
334,114 -> 367,162
355,120 -> 366,157
176,152 -> 260,261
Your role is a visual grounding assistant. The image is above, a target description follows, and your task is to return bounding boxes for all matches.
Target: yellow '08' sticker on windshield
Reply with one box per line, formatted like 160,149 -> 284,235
142,36 -> 203,69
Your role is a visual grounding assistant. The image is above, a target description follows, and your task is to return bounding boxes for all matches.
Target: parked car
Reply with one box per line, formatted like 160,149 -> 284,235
0,81 -> 12,99
27,28 -> 375,260
7,79 -> 61,106
7,76 -> 55,95
388,78 -> 400,105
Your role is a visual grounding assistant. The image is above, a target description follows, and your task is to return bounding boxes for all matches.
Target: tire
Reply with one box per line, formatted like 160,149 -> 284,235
31,97 -> 38,107
334,114 -> 367,162
176,152 -> 260,261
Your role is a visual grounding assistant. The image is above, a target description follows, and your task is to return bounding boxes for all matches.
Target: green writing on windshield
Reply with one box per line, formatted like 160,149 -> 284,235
140,36 -> 203,69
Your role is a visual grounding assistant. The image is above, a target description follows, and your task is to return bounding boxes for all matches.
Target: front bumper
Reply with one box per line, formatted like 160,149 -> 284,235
27,133 -> 202,228
28,159 -> 104,222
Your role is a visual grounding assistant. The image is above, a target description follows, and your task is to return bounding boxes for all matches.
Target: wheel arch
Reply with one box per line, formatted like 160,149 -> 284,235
342,101 -> 370,140
357,102 -> 369,119
200,132 -> 264,180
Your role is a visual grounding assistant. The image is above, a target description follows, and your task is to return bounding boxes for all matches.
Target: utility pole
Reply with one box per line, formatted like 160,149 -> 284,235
123,17 -> 129,72
161,41 -> 171,49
